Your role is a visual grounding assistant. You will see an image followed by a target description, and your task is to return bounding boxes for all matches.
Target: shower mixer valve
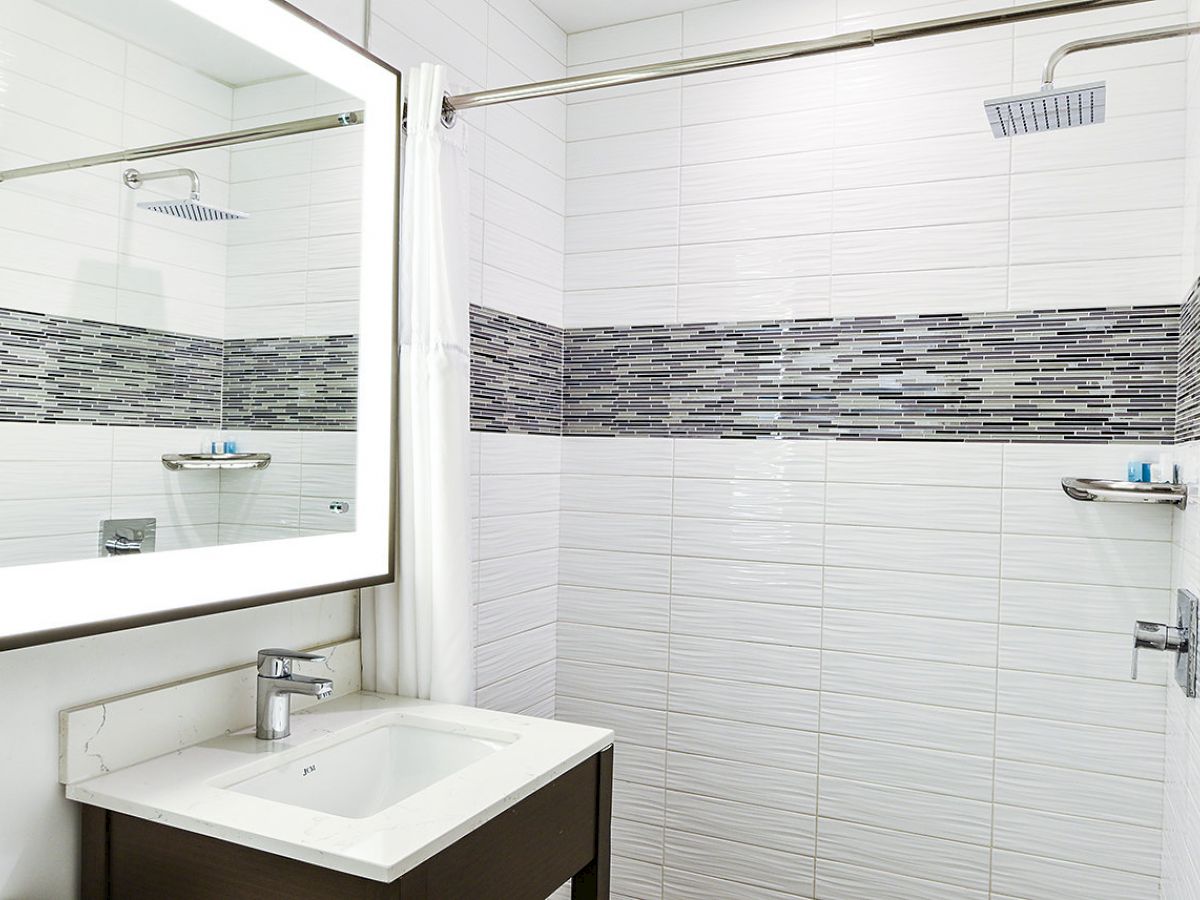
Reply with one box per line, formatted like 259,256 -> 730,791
1131,590 -> 1198,697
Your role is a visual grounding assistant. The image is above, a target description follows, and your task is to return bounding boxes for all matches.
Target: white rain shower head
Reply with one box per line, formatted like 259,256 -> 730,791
122,167 -> 248,222
135,196 -> 248,222
984,81 -> 1106,137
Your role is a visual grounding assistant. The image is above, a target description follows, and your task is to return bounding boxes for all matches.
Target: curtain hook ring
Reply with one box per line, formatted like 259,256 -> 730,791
441,93 -> 458,129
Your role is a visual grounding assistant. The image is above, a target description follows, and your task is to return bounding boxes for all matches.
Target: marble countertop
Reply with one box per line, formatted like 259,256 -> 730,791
65,692 -> 613,882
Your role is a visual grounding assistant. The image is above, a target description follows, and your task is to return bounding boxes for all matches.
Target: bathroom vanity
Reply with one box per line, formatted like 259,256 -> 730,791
69,694 -> 613,900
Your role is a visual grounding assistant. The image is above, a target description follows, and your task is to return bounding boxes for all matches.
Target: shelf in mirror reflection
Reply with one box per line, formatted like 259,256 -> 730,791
162,452 -> 272,471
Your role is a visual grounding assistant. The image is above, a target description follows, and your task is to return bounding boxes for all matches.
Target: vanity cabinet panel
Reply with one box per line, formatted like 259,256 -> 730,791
80,748 -> 612,900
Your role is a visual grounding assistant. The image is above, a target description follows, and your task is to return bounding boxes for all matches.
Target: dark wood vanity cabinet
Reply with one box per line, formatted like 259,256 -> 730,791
81,747 -> 612,900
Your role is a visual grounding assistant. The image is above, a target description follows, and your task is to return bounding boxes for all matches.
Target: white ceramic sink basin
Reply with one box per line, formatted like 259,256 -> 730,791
227,721 -> 513,818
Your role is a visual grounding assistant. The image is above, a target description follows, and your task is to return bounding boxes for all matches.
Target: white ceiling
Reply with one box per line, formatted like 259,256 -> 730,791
40,0 -> 302,86
531,0 -> 719,34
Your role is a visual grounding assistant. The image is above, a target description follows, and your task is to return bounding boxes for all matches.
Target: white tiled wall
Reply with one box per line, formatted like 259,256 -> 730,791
1160,2 -> 1200,895
564,0 -> 1189,328
559,437 -> 1173,899
1163,447 -> 1200,900
471,432 -> 561,717
225,74 -> 363,339
0,0 -> 236,337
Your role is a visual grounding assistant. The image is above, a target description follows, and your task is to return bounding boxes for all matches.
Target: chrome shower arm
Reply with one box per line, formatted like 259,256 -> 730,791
123,167 -> 200,197
1042,21 -> 1200,86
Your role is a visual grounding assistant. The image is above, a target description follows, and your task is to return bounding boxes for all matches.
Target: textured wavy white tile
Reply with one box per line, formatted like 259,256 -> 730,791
819,733 -> 993,801
477,547 -> 557,600
815,818 -> 990,891
613,777 -> 667,824
474,658 -> 555,713
670,635 -> 820,688
994,758 -> 1163,829
667,712 -> 819,771
681,150 -> 834,205
815,857 -> 985,900
557,659 -> 668,708
669,595 -> 822,645
818,775 -> 992,844
677,275 -> 832,322
567,168 -> 680,216
663,866 -> 802,900
671,556 -> 823,604
567,130 -> 682,178
558,585 -> 670,631
682,108 -> 835,165
667,748 -> 816,820
995,714 -> 1164,779
823,565 -> 999,621
567,207 -> 679,254
994,804 -> 1162,875
990,849 -> 1160,900
1000,623 -> 1169,682
820,692 -> 995,756
669,672 -> 820,730
825,524 -> 999,578
613,816 -> 665,865
1002,534 -> 1172,588
567,15 -> 681,67
664,822 -> 815,893
820,651 -> 997,711
1000,580 -> 1170,633
672,517 -> 823,565
475,586 -> 556,644
558,622 -> 669,669
998,668 -> 1165,732
556,695 -> 666,748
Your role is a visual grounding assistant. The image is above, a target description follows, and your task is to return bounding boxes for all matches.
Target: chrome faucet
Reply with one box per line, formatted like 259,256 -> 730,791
255,648 -> 334,740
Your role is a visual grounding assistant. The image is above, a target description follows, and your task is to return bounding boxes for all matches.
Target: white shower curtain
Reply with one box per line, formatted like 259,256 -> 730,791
362,64 -> 473,704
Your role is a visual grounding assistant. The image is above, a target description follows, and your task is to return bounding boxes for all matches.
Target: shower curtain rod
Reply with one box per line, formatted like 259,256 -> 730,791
0,110 -> 364,185
438,0 -> 1153,123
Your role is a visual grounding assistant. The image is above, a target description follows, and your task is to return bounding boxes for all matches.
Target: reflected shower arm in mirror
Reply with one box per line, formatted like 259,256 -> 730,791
0,0 -> 401,651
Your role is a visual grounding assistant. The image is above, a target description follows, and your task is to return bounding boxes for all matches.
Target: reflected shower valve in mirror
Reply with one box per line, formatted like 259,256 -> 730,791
100,518 -> 157,558
329,501 -> 351,515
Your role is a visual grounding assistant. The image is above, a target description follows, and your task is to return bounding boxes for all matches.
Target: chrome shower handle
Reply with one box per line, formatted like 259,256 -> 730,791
1131,620 -> 1186,680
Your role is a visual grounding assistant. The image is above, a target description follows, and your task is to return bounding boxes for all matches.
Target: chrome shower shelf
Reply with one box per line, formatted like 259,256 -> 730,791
1061,477 -> 1187,508
162,452 -> 271,471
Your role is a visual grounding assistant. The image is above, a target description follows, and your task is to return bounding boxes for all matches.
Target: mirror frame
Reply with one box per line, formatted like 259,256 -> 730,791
0,0 -> 400,651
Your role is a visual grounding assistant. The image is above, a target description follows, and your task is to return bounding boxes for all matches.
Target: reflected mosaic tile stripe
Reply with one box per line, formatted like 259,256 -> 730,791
1177,281 -> 1200,443
0,307 -> 222,427
470,304 -> 563,435
223,335 -> 358,431
0,306 -> 358,430
563,305 -> 1179,442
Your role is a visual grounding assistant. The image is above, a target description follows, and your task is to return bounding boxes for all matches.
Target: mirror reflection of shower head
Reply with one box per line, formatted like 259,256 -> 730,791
122,167 -> 248,222
984,22 -> 1200,138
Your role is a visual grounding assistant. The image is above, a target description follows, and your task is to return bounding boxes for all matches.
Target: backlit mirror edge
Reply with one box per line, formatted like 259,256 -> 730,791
0,0 -> 402,652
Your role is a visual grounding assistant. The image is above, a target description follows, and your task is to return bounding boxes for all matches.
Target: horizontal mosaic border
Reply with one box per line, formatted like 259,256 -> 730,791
1177,281 -> 1200,443
0,306 -> 358,430
563,305 -> 1179,442
0,307 -> 222,428
470,305 -> 562,436
223,335 -> 358,432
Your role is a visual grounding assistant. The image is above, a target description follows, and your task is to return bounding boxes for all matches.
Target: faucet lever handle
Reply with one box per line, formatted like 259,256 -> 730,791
257,648 -> 327,677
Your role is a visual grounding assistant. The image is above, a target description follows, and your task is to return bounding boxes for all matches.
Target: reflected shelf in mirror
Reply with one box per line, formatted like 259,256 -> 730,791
162,452 -> 272,471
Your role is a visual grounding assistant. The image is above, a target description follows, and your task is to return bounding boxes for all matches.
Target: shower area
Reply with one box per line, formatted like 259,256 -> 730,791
445,0 -> 1200,894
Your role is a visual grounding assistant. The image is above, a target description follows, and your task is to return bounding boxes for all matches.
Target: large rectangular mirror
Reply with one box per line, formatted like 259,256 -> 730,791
0,0 -> 399,649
